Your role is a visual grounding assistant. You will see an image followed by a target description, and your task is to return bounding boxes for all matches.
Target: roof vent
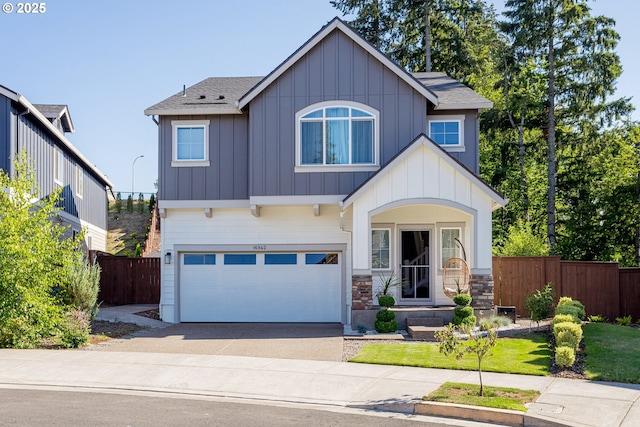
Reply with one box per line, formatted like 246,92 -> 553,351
217,95 -> 225,100
182,85 -> 186,97
199,95 -> 206,99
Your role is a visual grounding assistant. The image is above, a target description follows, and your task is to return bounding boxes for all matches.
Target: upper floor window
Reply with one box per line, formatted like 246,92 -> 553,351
54,149 -> 63,185
428,115 -> 465,151
296,102 -> 379,172
171,120 -> 210,167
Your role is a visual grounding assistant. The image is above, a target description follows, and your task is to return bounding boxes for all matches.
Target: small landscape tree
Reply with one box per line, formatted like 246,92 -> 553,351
0,153 -> 85,348
435,323 -> 498,397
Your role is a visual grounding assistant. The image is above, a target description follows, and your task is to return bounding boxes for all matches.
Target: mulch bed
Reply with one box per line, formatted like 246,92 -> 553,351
134,308 -> 161,321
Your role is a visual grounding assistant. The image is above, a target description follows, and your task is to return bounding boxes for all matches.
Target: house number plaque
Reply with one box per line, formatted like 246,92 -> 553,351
252,245 -> 267,250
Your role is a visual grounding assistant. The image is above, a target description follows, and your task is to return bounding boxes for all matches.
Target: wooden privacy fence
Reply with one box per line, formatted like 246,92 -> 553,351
95,253 -> 160,305
493,256 -> 640,321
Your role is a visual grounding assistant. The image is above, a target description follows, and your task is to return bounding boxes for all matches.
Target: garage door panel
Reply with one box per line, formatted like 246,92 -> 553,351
179,252 -> 342,322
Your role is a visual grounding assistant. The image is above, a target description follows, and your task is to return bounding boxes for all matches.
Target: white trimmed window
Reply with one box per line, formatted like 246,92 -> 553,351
428,115 -> 465,151
371,228 -> 391,270
171,120 -> 210,167
441,227 -> 462,268
296,101 -> 379,172
76,166 -> 83,198
54,149 -> 63,185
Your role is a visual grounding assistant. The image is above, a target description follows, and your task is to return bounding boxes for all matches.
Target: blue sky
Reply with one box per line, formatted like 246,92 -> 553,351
1,0 -> 637,194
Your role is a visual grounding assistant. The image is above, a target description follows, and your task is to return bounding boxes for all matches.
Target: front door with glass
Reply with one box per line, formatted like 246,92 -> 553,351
400,230 -> 431,301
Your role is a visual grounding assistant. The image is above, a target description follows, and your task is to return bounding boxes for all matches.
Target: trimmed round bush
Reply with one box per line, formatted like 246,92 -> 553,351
374,320 -> 398,333
553,314 -> 577,325
454,306 -> 474,318
555,345 -> 576,368
376,309 -> 396,322
555,305 -> 582,323
554,322 -> 583,350
556,329 -> 580,350
555,298 -> 585,321
377,295 -> 395,308
453,314 -> 477,326
453,293 -> 472,306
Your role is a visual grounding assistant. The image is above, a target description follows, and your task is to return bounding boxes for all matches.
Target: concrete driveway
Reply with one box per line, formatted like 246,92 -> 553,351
93,321 -> 345,362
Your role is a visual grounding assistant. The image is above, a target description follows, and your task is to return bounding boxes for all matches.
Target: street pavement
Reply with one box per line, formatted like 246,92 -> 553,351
0,305 -> 636,427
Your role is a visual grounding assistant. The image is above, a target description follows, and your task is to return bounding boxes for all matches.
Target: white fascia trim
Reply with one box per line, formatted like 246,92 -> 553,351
434,102 -> 493,110
249,195 -> 345,206
15,95 -> 113,188
57,210 -> 108,235
144,107 -> 242,116
0,85 -> 19,101
238,19 -> 439,109
342,135 -> 507,209
158,200 -> 251,209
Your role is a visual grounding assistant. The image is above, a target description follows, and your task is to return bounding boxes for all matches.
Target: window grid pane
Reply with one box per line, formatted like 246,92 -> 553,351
441,229 -> 461,266
299,106 -> 375,166
305,253 -> 338,265
430,121 -> 460,146
177,126 -> 205,160
371,230 -> 390,269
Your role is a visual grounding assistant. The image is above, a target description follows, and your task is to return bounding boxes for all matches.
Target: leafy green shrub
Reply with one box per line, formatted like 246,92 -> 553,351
453,293 -> 472,306
524,283 -> 555,323
58,309 -> 90,348
616,315 -> 632,326
138,192 -> 145,212
587,314 -> 606,323
479,315 -> 512,331
376,309 -> 396,322
555,305 -> 583,323
555,345 -> 576,368
556,329 -> 580,350
555,299 -> 585,321
377,295 -> 395,308
375,307 -> 397,333
374,319 -> 398,333
148,194 -> 156,212
115,192 -> 122,213
554,322 -> 583,350
495,219 -> 550,256
58,258 -> 101,316
553,314 -> 578,325
454,306 -> 474,318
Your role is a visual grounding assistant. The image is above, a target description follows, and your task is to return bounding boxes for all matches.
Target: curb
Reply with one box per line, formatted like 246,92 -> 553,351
414,401 -> 577,427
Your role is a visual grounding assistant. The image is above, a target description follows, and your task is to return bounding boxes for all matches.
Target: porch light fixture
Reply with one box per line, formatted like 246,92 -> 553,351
164,251 -> 172,264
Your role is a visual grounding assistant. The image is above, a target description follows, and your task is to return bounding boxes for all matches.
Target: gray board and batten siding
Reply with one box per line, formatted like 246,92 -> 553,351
0,96 -> 10,172
4,102 -> 108,229
152,25 -> 490,201
158,114 -> 249,201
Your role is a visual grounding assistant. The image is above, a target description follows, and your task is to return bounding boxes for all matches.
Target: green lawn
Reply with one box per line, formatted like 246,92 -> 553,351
425,382 -> 540,412
584,323 -> 640,383
349,334 -> 550,376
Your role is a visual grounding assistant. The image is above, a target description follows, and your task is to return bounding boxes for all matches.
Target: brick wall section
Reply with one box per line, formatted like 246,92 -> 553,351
352,275 -> 373,310
470,274 -> 494,309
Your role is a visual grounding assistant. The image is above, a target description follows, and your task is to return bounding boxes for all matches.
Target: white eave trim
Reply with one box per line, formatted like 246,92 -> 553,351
249,195 -> 345,206
238,18 -> 439,109
158,200 -> 251,209
14,95 -> 113,188
144,107 -> 242,116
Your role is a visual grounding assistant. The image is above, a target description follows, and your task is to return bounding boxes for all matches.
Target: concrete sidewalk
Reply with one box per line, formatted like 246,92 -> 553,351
0,349 -> 638,427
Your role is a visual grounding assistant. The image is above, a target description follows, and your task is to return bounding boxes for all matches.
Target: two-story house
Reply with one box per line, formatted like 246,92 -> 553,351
0,85 -> 113,251
145,18 -> 506,325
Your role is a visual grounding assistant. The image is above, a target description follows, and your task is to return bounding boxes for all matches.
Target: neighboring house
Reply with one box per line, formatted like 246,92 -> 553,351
145,18 -> 506,325
0,85 -> 113,251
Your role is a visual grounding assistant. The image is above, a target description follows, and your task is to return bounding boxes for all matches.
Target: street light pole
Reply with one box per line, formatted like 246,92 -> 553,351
132,155 -> 144,197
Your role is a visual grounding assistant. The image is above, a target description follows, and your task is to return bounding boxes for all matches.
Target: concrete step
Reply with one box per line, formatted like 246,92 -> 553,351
406,317 -> 444,327
406,325 -> 445,340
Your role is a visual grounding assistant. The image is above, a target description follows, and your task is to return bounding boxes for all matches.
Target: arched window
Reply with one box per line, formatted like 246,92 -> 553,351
296,102 -> 379,170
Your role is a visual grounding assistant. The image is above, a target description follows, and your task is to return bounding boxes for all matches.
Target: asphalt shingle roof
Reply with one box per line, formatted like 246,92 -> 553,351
412,72 -> 492,109
144,77 -> 263,115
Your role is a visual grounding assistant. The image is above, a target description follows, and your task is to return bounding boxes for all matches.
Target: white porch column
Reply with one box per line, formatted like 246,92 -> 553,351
351,200 -> 371,273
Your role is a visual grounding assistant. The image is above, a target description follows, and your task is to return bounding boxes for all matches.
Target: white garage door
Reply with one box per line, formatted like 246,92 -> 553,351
179,252 -> 342,322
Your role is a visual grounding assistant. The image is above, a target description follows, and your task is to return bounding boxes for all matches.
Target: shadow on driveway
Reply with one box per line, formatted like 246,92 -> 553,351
91,323 -> 344,361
